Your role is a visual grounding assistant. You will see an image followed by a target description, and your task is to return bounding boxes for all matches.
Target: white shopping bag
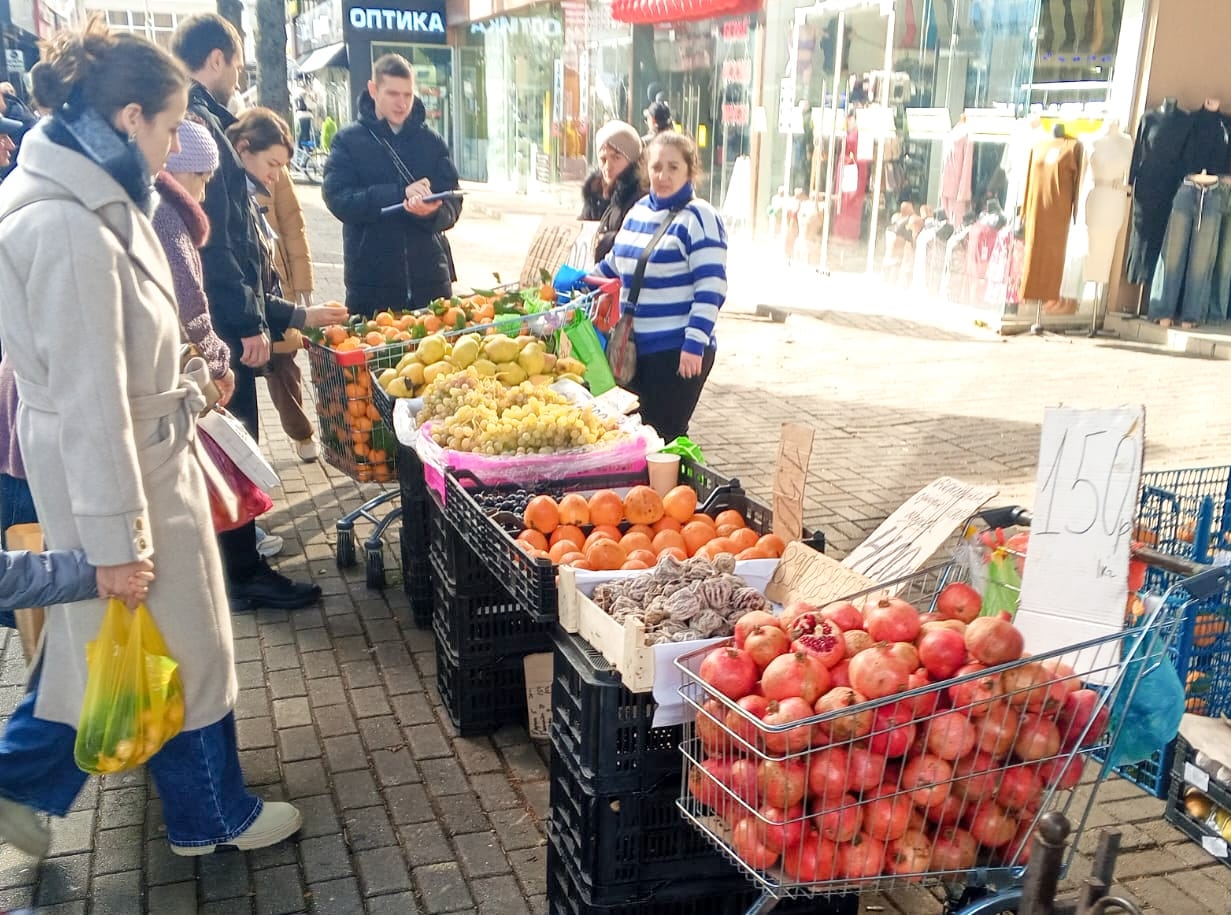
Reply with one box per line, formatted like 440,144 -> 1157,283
197,409 -> 280,494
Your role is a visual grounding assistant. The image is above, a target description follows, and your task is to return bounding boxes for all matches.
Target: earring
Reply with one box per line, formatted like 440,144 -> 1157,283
128,132 -> 137,143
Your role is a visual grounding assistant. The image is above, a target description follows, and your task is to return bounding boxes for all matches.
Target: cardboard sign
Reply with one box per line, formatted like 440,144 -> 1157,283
765,541 -> 877,607
522,653 -> 553,741
842,477 -> 999,583
772,423 -> 814,542
1015,406 -> 1144,658
520,217 -> 590,288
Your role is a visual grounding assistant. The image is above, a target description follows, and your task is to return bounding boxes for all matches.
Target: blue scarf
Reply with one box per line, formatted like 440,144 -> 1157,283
44,91 -> 154,214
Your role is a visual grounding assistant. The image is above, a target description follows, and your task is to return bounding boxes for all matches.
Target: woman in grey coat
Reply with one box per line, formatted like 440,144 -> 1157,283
0,21 -> 300,860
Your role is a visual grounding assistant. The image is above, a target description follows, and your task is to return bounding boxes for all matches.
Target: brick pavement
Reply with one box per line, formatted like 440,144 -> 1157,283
1,183 -> 1230,913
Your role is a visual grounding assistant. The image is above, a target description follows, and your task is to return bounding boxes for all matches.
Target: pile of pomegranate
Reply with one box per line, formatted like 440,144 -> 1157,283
685,581 -> 1111,886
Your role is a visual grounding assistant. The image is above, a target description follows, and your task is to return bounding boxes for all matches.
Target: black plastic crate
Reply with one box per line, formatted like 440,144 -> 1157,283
444,460 -> 825,624
1163,734 -> 1231,869
398,446 -> 431,562
400,533 -> 433,630
435,637 -> 527,737
550,629 -> 679,795
427,494 -> 492,597
432,570 -> 553,662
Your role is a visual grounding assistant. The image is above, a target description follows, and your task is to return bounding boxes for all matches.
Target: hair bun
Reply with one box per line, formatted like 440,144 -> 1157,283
35,15 -> 118,109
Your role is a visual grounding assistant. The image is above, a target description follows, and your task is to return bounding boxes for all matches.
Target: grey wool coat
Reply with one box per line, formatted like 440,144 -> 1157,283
0,126 -> 237,732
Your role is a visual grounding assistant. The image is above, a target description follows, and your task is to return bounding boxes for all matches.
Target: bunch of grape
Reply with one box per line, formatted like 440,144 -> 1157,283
417,369 -> 622,456
475,486 -> 566,516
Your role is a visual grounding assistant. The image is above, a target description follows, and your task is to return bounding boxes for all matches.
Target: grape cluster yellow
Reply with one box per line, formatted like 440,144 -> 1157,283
417,368 -> 622,455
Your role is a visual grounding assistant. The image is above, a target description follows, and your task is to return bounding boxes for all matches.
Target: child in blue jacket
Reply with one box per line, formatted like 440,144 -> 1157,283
0,551 -> 152,631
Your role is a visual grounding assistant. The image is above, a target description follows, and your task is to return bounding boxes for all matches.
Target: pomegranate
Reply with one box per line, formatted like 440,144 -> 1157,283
924,711 -> 977,760
967,801 -> 1018,848
1039,658 -> 1080,697
868,703 -> 918,758
931,827 -> 979,871
864,595 -> 922,643
780,832 -> 839,883
758,758 -> 808,808
973,701 -> 1021,758
734,610 -> 782,648
1038,755 -> 1083,790
688,758 -> 732,812
813,687 -> 874,741
829,659 -> 852,687
947,663 -> 1004,713
918,627 -> 969,680
886,830 -> 933,878
908,808 -> 929,833
1000,662 -> 1053,709
848,645 -> 912,699
762,651 -> 831,705
902,754 -> 954,809
837,832 -> 886,879
820,600 -> 864,632
952,752 -> 1001,805
845,746 -> 889,792
695,699 -> 727,755
886,641 -> 920,671
778,599 -> 820,634
761,697 -> 817,755
898,668 -> 941,718
936,581 -> 983,623
744,625 -> 792,671
1013,714 -> 1061,762
1057,689 -> 1110,751
725,694 -> 771,750
996,765 -> 1044,812
816,794 -> 863,842
924,793 -> 966,827
965,613 -> 1025,666
727,758 -> 761,806
862,792 -> 913,841
842,629 -> 875,657
792,628 -> 846,669
758,804 -> 807,853
732,816 -> 780,869
699,646 -> 759,699
807,746 -> 851,802
919,616 -> 967,637
1004,819 -> 1034,865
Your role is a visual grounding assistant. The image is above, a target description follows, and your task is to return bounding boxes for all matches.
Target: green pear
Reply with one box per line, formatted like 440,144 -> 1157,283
495,362 -> 527,386
483,336 -> 519,364
472,359 -> 497,377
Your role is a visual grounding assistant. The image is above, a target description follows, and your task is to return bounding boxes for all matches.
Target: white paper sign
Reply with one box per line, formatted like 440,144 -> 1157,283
1015,407 -> 1144,656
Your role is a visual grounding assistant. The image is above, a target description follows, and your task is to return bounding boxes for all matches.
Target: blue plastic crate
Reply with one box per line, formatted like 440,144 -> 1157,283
1137,465 -> 1231,562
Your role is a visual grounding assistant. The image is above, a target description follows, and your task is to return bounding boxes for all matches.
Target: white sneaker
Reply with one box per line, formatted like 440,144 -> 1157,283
169,801 -> 302,856
255,529 -> 284,559
0,796 -> 50,859
295,438 -> 319,462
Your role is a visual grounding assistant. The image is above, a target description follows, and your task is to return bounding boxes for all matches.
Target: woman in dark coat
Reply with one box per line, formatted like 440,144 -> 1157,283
580,120 -> 648,264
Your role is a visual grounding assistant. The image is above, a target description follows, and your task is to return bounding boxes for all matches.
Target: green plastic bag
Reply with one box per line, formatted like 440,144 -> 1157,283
983,548 -> 1021,619
661,436 -> 706,465
562,310 -> 615,395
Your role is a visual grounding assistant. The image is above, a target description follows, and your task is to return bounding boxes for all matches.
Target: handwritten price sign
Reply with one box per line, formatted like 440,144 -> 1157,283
1016,406 -> 1145,656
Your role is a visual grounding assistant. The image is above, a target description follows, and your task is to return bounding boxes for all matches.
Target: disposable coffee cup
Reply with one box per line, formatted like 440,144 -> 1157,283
646,452 -> 681,497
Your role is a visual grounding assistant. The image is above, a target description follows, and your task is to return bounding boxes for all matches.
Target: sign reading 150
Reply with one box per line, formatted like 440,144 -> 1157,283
1033,423 -> 1140,550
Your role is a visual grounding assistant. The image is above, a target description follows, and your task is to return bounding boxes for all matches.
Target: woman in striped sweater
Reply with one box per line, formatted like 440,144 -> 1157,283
593,132 -> 728,442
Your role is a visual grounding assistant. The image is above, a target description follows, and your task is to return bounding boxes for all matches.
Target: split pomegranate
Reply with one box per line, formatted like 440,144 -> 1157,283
918,627 -> 968,680
731,816 -> 780,869
734,610 -> 782,648
744,625 -> 792,671
778,599 -> 820,634
820,600 -> 864,633
761,697 -> 817,755
924,711 -> 977,760
758,804 -> 806,853
792,627 -> 846,669
886,829 -> 933,878
965,612 -> 1025,666
1013,714 -> 1062,762
931,827 -> 979,871
864,595 -> 922,643
761,651 -> 831,705
817,794 -> 863,842
902,754 -> 954,809
813,687 -> 874,741
936,581 -> 983,623
838,832 -> 886,879
758,758 -> 808,808
848,645 -> 912,699
699,645 -> 759,699
868,703 -> 918,758
807,746 -> 851,802
780,832 -> 839,882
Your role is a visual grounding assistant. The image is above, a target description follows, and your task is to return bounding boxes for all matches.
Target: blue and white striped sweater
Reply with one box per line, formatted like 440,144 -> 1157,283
596,183 -> 728,357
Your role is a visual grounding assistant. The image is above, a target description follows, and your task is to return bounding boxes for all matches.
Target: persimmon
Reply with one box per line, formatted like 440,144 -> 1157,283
651,516 -> 682,535
626,549 -> 657,566
549,541 -> 578,564
621,559 -> 650,570
729,528 -> 760,552
619,531 -> 654,555
558,493 -> 590,526
623,485 -> 665,525
626,523 -> 655,540
690,512 -> 717,528
682,521 -> 716,557
758,534 -> 788,557
549,525 -> 586,551
571,559 -> 593,570
662,485 -> 699,523
586,539 -> 626,571
715,509 -> 747,529
658,546 -> 688,562
715,523 -> 741,538
736,546 -> 774,561
523,496 -> 560,534
652,529 -> 687,556
588,490 -> 624,527
559,551 -> 586,567
585,528 -> 620,550
517,529 -> 549,552
709,537 -> 737,555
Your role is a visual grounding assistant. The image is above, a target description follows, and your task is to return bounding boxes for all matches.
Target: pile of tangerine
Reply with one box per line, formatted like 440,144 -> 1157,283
514,484 -> 786,571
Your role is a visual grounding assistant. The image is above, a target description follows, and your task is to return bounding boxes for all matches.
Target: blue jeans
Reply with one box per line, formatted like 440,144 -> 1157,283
0,664 -> 261,846
0,472 -> 37,629
1148,182 -> 1227,324
1211,204 -> 1231,322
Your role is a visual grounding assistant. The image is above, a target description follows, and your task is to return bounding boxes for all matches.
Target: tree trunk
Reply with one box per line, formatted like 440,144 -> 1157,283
216,0 -> 244,42
255,0 -> 289,116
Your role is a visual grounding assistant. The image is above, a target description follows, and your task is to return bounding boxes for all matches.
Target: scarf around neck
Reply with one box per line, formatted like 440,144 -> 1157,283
44,92 -> 154,213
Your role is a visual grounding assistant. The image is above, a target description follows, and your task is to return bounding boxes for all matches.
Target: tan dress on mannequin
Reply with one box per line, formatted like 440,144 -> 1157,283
1021,135 -> 1084,302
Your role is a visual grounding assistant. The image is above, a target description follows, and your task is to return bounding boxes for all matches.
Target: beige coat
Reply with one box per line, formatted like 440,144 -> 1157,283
0,127 -> 236,732
256,167 -> 313,301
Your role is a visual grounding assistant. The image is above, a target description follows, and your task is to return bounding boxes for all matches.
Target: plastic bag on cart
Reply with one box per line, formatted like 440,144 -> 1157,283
198,430 -> 274,532
562,309 -> 617,395
1107,594 -> 1186,766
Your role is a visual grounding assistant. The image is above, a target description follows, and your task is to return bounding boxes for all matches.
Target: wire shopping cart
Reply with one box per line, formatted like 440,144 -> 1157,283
674,552 -> 1228,915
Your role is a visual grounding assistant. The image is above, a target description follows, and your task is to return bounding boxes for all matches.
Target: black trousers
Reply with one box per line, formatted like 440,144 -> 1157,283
217,338 -> 261,581
628,346 -> 715,444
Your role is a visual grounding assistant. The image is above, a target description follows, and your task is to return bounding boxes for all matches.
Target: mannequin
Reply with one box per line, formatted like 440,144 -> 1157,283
1182,98 -> 1231,176
1021,130 -> 1084,302
1083,118 -> 1134,283
1126,99 -> 1192,285
940,116 -> 974,220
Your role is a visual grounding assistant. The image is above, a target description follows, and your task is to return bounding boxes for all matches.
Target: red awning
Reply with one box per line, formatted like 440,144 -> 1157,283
611,0 -> 761,25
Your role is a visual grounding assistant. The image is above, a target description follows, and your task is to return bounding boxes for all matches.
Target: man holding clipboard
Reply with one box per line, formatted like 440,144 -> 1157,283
322,53 -> 463,316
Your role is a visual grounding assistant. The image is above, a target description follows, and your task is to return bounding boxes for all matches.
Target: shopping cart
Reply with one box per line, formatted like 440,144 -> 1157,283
674,549 -> 1227,914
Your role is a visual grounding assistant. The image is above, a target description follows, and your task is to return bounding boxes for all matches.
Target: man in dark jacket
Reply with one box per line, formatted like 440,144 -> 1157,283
323,53 -> 461,317
172,13 -> 320,613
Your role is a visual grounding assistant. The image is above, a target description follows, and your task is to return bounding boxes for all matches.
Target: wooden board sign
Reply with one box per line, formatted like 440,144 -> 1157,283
772,423 -> 814,542
842,477 -> 999,583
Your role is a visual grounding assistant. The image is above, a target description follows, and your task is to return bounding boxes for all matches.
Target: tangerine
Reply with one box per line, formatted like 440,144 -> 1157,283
558,493 -> 591,526
586,539 -> 626,571
619,531 -> 654,555
621,559 -> 650,571
715,509 -> 747,529
623,485 -> 665,525
729,528 -> 760,552
374,312 -> 395,326
324,325 -> 348,346
364,331 -> 386,347
523,495 -> 560,534
682,521 -> 716,557
652,529 -> 688,556
550,525 -> 586,551
662,485 -> 699,523
588,490 -> 624,527
651,516 -> 683,535
517,529 -> 549,553
757,534 -> 788,557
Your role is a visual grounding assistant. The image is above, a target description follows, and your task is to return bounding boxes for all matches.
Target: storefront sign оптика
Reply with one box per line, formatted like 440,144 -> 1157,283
347,5 -> 446,36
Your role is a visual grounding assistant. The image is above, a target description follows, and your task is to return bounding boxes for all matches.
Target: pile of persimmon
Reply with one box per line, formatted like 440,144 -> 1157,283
514,484 -> 787,571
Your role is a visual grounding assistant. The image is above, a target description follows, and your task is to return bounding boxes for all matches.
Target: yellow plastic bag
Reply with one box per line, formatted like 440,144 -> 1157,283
74,599 -> 185,775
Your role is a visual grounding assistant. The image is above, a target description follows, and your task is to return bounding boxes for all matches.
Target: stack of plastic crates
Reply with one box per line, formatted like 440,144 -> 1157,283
397,446 -> 433,628
306,340 -> 406,588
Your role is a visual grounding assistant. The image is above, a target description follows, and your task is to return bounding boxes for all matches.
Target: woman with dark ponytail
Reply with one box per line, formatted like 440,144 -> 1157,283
0,17 -> 301,860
